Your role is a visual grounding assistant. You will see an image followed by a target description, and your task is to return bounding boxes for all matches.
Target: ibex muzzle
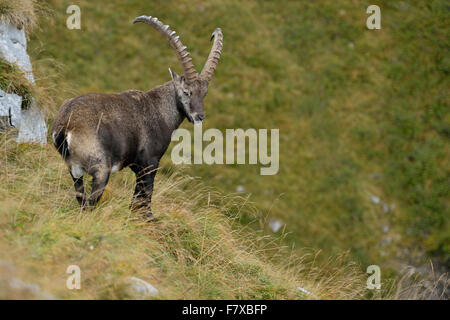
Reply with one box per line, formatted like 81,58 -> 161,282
51,16 -> 223,220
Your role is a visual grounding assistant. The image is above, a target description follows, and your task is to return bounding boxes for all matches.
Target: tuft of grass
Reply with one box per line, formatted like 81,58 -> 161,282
0,0 -> 38,32
0,57 -> 59,118
0,59 -> 34,109
0,0 -> 48,33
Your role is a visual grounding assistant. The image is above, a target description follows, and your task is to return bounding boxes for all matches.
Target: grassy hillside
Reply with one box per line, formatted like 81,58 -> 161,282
0,134 -> 374,299
29,0 -> 448,269
0,0 -> 448,298
1,134 -> 444,299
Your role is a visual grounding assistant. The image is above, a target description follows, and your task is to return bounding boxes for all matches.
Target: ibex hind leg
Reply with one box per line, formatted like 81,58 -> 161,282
70,171 -> 87,208
87,164 -> 111,208
66,131 -> 111,209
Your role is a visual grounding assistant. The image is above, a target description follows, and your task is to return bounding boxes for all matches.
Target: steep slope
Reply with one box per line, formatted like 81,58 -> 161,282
29,0 -> 448,273
0,136 -> 371,299
0,0 -> 447,298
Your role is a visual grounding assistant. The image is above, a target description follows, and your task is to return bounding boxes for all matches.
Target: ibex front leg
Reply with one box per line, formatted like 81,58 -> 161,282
130,159 -> 158,221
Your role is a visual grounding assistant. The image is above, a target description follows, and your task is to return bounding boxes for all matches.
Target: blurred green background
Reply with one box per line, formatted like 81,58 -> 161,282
31,0 -> 449,276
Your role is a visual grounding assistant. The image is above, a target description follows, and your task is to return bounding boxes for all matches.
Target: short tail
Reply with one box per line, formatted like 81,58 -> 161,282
52,129 -> 70,159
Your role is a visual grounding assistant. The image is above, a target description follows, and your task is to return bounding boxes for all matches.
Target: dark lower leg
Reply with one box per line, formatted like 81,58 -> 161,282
130,173 -> 148,211
71,173 -> 86,207
88,168 -> 110,207
130,162 -> 158,219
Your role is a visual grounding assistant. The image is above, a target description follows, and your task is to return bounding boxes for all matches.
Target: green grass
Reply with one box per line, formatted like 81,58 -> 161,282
0,0 -> 448,298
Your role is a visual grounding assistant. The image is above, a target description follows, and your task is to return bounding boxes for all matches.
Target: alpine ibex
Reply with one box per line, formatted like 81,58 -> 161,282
51,16 -> 223,220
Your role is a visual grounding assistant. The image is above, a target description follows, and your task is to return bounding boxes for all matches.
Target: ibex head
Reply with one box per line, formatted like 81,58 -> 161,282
168,68 -> 208,124
133,16 -> 223,124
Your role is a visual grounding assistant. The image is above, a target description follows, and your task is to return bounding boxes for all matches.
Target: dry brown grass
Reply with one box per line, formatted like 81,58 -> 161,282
383,265 -> 449,300
0,133 -> 373,299
1,133 -> 445,299
0,57 -> 60,123
0,0 -> 41,32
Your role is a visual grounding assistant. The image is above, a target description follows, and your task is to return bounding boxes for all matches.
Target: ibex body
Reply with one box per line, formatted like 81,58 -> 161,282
51,16 -> 223,219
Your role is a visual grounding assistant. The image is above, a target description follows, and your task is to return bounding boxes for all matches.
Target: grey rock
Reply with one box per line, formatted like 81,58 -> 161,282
0,21 -> 47,144
370,194 -> 380,205
268,219 -> 284,233
17,100 -> 47,144
8,277 -> 55,299
297,286 -> 318,299
0,89 -> 22,128
0,260 -> 55,299
126,276 -> 159,297
0,22 -> 34,83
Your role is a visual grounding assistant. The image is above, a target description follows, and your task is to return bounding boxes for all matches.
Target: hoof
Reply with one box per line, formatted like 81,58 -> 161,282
144,212 -> 157,222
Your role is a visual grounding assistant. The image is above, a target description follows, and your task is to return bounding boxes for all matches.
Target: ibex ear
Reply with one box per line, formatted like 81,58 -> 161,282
169,67 -> 180,81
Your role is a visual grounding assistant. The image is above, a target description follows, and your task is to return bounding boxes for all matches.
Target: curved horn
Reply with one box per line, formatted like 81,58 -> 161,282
133,15 -> 198,82
200,28 -> 223,82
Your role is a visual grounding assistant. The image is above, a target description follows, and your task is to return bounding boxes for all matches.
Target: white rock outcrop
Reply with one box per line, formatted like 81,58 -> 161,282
0,21 -> 47,144
17,100 -> 48,143
0,89 -> 22,128
0,21 -> 34,83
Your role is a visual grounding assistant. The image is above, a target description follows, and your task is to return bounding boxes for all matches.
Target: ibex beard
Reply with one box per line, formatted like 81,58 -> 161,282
51,15 -> 223,220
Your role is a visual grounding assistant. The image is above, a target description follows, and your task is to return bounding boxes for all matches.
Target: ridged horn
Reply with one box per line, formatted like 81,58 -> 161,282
200,28 -> 223,82
133,15 -> 198,83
